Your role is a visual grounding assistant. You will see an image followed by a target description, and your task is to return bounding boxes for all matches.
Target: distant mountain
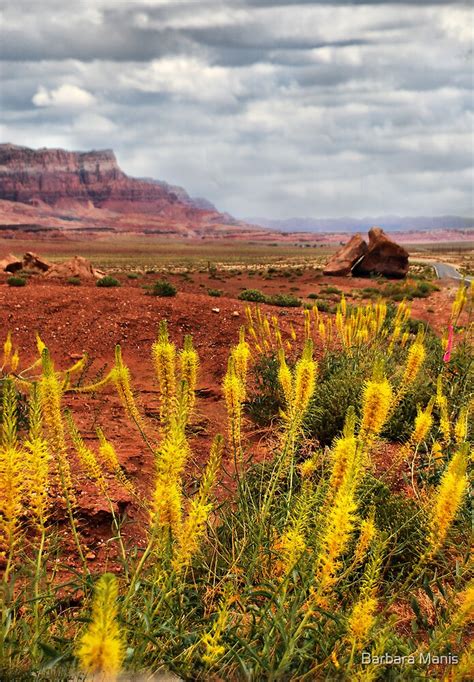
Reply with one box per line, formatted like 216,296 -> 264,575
138,177 -> 217,212
247,215 -> 474,233
0,143 -> 263,238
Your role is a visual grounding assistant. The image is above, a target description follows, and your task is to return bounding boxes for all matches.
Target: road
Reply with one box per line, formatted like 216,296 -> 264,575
431,261 -> 473,283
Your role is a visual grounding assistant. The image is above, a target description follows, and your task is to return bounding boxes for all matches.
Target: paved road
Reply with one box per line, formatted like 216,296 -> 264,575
431,261 -> 473,283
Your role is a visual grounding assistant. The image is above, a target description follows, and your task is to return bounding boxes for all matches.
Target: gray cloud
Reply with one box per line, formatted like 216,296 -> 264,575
0,0 -> 472,218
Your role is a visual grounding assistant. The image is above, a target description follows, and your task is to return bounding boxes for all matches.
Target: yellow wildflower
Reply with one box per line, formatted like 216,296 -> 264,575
429,446 -> 469,555
76,573 -> 125,679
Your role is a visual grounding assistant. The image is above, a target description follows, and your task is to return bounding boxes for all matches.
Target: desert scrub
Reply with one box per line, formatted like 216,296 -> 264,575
207,288 -> 222,297
6,276 -> 27,287
151,280 -> 177,297
127,272 -> 140,280
96,275 -> 120,288
320,285 -> 342,295
0,287 -> 472,681
246,354 -> 285,426
238,288 -> 266,302
67,276 -> 81,286
267,293 -> 302,307
362,280 -> 439,302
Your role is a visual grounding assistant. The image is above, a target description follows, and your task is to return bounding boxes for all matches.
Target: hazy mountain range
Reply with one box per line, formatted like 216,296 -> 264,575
247,216 -> 474,234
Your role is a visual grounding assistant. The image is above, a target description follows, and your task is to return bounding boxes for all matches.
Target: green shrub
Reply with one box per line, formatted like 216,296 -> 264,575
127,272 -> 140,280
305,350 -> 367,446
320,285 -> 342,295
96,276 -> 120,288
207,288 -> 222,297
238,289 -> 266,303
358,476 -> 428,578
267,293 -> 302,308
308,292 -> 318,299
7,276 -> 27,287
313,299 -> 332,313
151,280 -> 177,297
246,354 -> 285,426
67,276 -> 81,286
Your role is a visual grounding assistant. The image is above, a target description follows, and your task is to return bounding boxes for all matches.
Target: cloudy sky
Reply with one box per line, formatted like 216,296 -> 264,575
0,0 -> 472,219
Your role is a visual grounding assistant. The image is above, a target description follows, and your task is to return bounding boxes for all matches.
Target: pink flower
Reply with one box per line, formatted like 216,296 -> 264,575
443,324 -> 454,363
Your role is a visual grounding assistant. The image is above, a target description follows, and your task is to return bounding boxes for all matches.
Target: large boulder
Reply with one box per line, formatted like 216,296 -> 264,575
352,227 -> 409,279
22,251 -> 51,273
44,256 -> 105,280
323,233 -> 368,276
0,253 -> 22,273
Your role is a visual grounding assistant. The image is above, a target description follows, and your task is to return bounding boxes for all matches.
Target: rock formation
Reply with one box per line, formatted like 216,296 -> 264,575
352,227 -> 409,279
323,233 -> 367,276
44,256 -> 104,280
0,253 -> 22,273
325,227 -> 409,279
22,252 -> 51,273
0,251 -> 51,273
0,144 -> 262,238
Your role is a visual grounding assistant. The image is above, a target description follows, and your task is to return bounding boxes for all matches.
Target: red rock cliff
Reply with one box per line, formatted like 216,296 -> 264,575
0,143 -> 234,221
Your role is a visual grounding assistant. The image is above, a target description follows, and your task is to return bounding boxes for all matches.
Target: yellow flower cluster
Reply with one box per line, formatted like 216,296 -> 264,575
76,573 -> 125,679
429,445 -> 469,556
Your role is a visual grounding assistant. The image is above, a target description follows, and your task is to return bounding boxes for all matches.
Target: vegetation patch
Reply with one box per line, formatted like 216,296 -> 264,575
6,276 -> 27,287
151,280 -> 177,297
96,276 -> 121,288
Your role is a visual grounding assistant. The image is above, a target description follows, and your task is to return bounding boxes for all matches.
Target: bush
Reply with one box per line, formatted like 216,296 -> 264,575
207,288 -> 222,297
67,276 -> 81,286
313,299 -> 332,312
238,289 -> 266,303
320,285 -> 342,295
7,276 -> 27,287
267,293 -> 301,308
127,272 -> 140,280
151,280 -> 177,297
246,354 -> 284,426
96,276 -> 120,288
305,350 -> 367,446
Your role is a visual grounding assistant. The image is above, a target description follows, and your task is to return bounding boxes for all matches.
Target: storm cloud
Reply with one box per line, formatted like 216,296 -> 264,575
0,0 -> 472,218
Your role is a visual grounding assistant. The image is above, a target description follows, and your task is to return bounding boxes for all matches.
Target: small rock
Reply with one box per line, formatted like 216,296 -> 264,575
212,307 -> 220,313
231,310 -> 240,317
85,551 -> 96,560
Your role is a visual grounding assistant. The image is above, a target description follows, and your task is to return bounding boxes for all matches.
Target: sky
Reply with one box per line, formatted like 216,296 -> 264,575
0,0 -> 473,219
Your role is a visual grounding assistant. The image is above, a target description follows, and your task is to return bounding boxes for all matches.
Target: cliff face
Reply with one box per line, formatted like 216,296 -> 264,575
0,145 -> 124,204
0,144 -> 246,236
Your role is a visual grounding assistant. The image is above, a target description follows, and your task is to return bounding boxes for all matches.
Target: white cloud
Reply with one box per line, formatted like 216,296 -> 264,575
32,83 -> 96,108
120,57 -> 276,103
437,7 -> 474,44
72,112 -> 116,133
